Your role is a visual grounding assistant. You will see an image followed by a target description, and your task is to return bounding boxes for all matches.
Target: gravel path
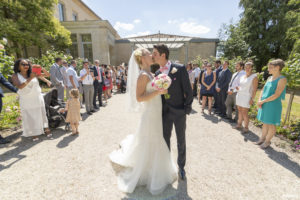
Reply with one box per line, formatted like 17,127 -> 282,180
1,93 -> 300,200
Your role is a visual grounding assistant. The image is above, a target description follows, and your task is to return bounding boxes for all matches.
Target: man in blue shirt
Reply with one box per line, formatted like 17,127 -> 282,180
0,72 -> 18,144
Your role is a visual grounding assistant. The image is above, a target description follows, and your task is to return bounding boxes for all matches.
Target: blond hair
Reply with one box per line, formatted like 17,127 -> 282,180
269,59 -> 285,71
70,89 -> 79,98
134,48 -> 148,66
245,61 -> 254,68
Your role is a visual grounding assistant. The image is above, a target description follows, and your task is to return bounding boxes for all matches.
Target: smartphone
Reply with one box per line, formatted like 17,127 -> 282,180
32,64 -> 41,75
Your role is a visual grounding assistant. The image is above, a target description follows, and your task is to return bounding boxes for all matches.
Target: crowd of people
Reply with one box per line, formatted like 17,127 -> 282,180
0,57 -> 128,142
0,54 -> 287,149
188,58 -> 287,149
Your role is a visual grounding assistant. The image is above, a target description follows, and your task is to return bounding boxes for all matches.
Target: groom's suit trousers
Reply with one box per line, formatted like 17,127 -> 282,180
163,111 -> 186,170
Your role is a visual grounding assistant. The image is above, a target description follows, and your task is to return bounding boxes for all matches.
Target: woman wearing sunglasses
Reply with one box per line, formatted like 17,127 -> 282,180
12,59 -> 52,141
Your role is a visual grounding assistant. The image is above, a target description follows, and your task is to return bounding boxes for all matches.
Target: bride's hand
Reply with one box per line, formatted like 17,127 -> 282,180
157,89 -> 168,95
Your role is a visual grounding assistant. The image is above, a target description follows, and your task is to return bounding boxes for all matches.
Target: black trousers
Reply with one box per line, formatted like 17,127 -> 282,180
93,82 -> 103,107
217,90 -> 228,115
163,112 -> 186,170
193,78 -> 198,96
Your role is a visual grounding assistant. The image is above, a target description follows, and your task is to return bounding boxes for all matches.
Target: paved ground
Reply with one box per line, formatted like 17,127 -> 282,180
1,93 -> 300,200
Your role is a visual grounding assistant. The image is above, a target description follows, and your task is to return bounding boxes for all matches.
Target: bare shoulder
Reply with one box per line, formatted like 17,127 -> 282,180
137,73 -> 151,83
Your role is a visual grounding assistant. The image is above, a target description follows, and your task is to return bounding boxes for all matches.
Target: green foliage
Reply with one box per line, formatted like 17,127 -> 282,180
218,22 -> 251,60
281,53 -> 300,90
0,94 -> 21,130
29,48 -> 73,72
238,0 -> 292,71
0,0 -> 71,56
285,0 -> 300,54
0,45 -> 14,79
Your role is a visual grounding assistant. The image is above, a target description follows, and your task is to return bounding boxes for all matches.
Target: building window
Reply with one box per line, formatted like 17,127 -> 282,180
81,34 -> 93,62
72,13 -> 78,21
68,34 -> 79,58
58,3 -> 65,21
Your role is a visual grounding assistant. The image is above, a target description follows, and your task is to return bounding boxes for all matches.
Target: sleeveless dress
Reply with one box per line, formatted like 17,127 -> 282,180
200,71 -> 214,96
257,76 -> 286,126
17,73 -> 48,137
109,71 -> 177,195
65,98 -> 81,123
236,73 -> 257,108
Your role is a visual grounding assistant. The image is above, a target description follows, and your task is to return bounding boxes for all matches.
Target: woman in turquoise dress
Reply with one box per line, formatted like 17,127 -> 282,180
256,59 -> 287,149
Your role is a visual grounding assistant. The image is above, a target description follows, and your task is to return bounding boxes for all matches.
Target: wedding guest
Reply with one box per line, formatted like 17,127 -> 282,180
193,64 -> 201,97
80,60 -> 95,115
200,63 -> 216,114
186,62 -> 195,90
61,60 -> 69,86
12,59 -> 52,141
213,60 -> 222,109
215,60 -> 232,117
66,60 -> 81,100
91,60 -> 104,109
50,57 -> 64,101
0,72 -> 18,144
225,61 -> 246,122
64,89 -> 81,135
235,61 -> 258,133
256,59 -> 287,149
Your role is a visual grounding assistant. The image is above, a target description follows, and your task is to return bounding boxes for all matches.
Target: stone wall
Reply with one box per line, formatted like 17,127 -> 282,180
54,0 -> 100,21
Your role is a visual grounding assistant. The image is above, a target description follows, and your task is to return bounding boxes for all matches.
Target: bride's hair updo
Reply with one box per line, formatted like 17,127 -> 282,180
134,48 -> 147,67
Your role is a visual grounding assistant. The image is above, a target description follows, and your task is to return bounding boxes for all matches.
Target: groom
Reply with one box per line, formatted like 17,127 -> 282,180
153,44 -> 193,180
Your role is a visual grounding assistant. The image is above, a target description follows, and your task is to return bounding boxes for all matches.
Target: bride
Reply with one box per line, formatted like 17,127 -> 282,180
109,48 -> 177,195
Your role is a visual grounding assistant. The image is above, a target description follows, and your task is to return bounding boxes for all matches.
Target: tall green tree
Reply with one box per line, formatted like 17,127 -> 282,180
285,0 -> 300,55
0,0 -> 71,57
218,22 -> 251,60
239,0 -> 291,71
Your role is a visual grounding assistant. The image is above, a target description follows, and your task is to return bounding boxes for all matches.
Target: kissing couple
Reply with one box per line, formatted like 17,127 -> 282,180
110,44 -> 193,195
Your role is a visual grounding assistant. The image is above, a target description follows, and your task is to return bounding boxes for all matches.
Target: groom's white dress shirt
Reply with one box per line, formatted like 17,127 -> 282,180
161,61 -> 172,74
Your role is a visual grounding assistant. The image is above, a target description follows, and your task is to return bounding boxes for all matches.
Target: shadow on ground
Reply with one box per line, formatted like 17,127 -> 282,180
121,180 -> 192,200
0,127 -> 68,172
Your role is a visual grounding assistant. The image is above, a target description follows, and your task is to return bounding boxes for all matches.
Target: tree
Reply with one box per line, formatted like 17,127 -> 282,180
285,0 -> 300,55
281,53 -> 300,125
0,0 -> 71,57
218,22 -> 251,60
239,0 -> 291,71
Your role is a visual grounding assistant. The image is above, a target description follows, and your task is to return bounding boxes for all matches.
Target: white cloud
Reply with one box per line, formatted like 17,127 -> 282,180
125,31 -> 151,38
133,19 -> 141,24
168,20 -> 179,24
114,21 -> 135,31
179,22 -> 210,35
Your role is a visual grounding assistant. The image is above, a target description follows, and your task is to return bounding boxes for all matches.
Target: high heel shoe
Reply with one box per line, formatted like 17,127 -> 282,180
260,141 -> 271,149
254,139 -> 265,145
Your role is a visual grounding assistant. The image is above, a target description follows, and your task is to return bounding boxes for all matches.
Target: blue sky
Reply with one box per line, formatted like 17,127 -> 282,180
82,0 -> 243,38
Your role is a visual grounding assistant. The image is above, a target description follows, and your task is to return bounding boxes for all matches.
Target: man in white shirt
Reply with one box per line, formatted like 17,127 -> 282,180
193,64 -> 201,97
80,61 -> 95,115
66,60 -> 80,99
225,61 -> 246,122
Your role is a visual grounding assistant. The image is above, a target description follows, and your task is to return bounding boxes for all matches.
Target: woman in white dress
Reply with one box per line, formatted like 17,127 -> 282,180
235,61 -> 258,133
109,48 -> 177,195
12,59 -> 52,141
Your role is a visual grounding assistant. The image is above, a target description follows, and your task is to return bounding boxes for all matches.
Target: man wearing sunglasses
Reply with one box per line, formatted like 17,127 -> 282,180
0,72 -> 18,144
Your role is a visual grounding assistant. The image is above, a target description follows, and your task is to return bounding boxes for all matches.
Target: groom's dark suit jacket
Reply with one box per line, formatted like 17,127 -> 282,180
156,63 -> 193,117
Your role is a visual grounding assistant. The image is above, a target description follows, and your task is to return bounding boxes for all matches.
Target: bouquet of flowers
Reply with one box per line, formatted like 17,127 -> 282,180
152,74 -> 172,99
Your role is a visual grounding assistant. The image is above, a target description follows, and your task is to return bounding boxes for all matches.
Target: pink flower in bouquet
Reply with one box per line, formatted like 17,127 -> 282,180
152,74 -> 172,91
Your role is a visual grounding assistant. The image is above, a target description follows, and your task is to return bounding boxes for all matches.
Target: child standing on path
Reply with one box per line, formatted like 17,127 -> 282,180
65,89 -> 82,135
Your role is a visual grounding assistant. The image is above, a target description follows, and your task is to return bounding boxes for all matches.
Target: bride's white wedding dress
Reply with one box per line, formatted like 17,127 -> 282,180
109,72 -> 177,195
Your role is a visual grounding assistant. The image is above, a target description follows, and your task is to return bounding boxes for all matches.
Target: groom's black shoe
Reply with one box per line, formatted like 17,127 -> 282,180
179,169 -> 186,180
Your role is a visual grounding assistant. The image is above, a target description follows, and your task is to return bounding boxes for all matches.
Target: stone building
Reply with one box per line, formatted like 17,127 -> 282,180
28,0 -> 219,65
